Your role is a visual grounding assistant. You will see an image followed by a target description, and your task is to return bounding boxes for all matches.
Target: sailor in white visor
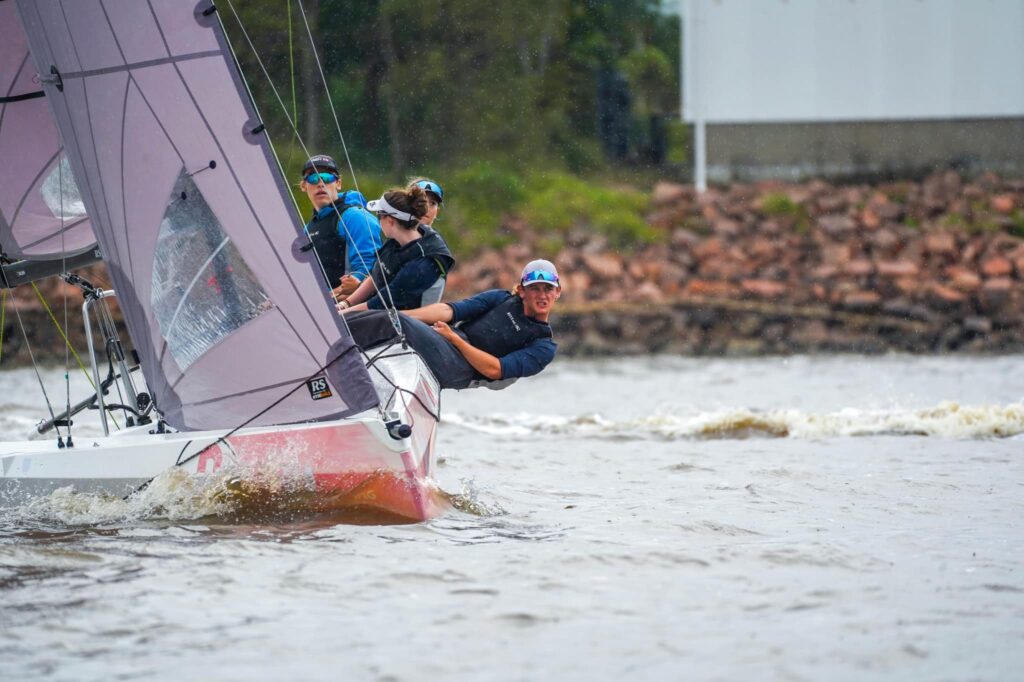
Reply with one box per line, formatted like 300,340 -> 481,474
336,184 -> 454,313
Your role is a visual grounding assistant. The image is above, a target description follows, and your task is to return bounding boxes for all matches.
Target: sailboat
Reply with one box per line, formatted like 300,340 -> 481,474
0,2 -> 443,522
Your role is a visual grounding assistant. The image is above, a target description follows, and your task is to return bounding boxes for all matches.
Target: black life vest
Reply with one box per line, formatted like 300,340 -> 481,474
456,293 -> 553,358
304,201 -> 348,287
371,226 -> 455,290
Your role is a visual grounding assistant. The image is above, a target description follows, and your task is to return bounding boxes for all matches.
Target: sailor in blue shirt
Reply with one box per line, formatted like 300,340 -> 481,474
345,259 -> 561,390
299,155 -> 382,298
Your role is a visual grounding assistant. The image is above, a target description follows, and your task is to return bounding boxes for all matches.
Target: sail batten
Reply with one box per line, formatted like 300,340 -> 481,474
51,51 -> 226,81
19,217 -> 91,251
15,0 -> 379,430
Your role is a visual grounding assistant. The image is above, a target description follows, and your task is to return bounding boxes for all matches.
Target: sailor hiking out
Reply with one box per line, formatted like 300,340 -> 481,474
346,259 -> 562,390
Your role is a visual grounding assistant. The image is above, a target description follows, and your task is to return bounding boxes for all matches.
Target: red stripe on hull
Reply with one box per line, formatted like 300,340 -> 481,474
200,419 -> 441,522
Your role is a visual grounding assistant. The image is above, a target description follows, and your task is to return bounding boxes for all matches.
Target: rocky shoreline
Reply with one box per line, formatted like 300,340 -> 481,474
445,170 -> 1024,355
2,170 -> 1023,366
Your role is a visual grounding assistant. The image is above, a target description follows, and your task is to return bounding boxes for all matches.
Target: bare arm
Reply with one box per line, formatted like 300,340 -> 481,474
431,321 -> 502,380
342,275 -> 377,306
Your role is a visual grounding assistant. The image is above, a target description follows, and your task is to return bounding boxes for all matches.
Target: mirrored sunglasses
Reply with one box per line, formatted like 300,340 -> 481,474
305,172 -> 338,185
522,270 -> 559,285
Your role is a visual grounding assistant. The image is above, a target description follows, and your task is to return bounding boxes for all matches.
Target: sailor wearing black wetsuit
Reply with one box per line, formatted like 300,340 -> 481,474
303,192 -> 380,285
346,260 -> 562,390
365,225 -> 454,310
299,155 -> 382,291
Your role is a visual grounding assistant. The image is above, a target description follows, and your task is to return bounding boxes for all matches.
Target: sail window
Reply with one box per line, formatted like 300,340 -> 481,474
40,156 -> 88,220
152,170 -> 271,370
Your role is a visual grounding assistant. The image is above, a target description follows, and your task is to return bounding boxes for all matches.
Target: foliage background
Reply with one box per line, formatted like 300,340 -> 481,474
223,0 -> 682,254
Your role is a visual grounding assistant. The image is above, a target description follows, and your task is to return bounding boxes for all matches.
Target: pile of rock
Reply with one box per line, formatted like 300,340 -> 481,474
3,170 -> 1022,363
446,170 -> 1024,355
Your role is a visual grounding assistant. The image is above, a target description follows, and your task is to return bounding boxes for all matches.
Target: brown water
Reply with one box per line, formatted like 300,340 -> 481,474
1,356 -> 1022,681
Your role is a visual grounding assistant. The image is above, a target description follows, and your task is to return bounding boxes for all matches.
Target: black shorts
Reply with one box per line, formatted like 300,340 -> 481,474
345,310 -> 477,389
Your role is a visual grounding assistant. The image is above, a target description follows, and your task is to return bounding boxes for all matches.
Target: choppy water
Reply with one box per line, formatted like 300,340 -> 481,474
1,355 -> 1022,681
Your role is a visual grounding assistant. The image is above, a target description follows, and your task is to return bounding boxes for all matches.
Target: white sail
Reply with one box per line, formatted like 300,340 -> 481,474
14,0 -> 379,430
0,2 -> 95,261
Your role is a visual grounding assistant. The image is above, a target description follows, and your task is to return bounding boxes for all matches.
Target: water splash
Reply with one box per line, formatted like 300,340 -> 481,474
3,466 -> 453,528
441,479 -> 507,518
6,469 -> 233,527
445,401 -> 1024,441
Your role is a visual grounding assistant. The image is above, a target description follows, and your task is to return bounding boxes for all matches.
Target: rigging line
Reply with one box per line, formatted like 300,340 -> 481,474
60,152 -> 72,444
221,0 -> 403,340
132,342 -> 364,496
29,282 -> 97,391
99,298 -> 132,401
220,0 -> 330,288
105,337 -> 128,422
102,297 -> 138,403
287,0 -> 297,126
295,0 -> 361,201
101,312 -> 127,429
294,0 -> 406,336
29,279 -> 121,430
213,2 -> 300,220
288,0 -> 405,330
282,0 -> 299,180
362,344 -> 441,422
30,281 -> 124,426
0,272 -> 61,440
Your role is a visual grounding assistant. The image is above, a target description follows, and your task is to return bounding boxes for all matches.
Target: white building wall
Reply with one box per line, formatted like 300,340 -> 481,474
683,0 -> 1024,124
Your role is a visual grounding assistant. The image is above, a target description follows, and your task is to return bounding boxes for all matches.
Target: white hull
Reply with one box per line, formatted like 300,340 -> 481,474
1,350 -> 443,522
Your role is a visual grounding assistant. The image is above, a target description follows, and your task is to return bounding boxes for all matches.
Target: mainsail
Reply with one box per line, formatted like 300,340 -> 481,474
0,2 -> 96,262
14,0 -> 379,430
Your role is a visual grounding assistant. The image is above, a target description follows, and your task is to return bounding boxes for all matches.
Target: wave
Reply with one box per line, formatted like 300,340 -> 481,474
443,401 -> 1024,440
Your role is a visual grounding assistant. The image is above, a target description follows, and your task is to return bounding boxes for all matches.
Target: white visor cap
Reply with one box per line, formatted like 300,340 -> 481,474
367,196 -> 413,222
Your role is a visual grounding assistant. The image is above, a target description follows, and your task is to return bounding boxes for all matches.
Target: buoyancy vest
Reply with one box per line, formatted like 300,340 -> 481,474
304,192 -> 372,287
456,293 -> 553,358
305,202 -> 347,287
371,226 -> 455,290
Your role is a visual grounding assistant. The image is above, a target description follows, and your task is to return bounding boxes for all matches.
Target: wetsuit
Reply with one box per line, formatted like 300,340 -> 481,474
346,289 -> 557,390
366,226 -> 454,310
304,191 -> 382,287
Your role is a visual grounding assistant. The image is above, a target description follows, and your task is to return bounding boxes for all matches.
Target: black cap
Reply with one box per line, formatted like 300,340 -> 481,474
302,155 -> 339,175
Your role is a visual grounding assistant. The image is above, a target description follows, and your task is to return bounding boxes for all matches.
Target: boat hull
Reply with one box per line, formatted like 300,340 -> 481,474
1,352 -> 443,522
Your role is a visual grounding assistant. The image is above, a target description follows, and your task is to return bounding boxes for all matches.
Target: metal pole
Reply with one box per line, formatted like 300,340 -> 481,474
98,292 -> 139,414
691,0 -> 707,192
695,119 -> 707,192
82,295 -> 108,436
